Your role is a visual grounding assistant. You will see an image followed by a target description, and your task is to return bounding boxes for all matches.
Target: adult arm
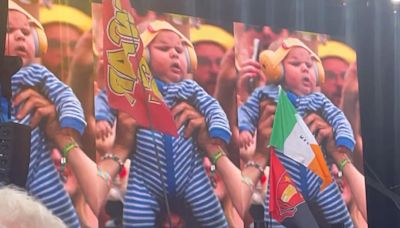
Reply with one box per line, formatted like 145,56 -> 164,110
304,113 -> 367,220
14,88 -> 135,216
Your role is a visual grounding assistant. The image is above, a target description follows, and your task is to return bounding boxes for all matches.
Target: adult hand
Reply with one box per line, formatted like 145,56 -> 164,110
342,62 -> 358,96
303,113 -> 335,153
171,102 -> 211,151
236,59 -> 264,103
13,87 -> 55,128
171,101 -> 205,138
216,48 -> 237,87
255,99 -> 276,154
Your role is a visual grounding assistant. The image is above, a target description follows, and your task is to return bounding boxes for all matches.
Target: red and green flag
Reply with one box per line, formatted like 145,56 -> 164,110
269,147 -> 318,227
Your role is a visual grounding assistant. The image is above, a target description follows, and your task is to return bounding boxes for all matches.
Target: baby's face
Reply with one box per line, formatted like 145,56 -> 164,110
282,47 -> 317,96
5,10 -> 35,66
148,30 -> 188,83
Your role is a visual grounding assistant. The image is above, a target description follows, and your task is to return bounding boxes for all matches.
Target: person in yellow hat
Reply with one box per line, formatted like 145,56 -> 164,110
318,40 -> 357,106
39,4 -> 92,82
190,24 -> 234,95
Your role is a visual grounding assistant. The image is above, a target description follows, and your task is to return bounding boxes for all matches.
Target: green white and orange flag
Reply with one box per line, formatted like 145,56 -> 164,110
269,87 -> 332,190
102,0 -> 178,136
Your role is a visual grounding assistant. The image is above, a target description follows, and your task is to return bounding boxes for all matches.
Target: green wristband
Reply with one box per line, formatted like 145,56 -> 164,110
60,138 -> 79,172
62,138 -> 79,158
211,146 -> 226,165
339,158 -> 351,172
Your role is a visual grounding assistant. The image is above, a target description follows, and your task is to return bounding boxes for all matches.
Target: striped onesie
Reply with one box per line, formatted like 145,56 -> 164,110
96,79 -> 231,227
10,64 -> 86,228
239,85 -> 354,227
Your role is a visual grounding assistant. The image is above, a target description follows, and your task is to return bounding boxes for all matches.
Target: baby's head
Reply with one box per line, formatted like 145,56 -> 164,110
259,38 -> 324,96
6,1 -> 47,66
141,20 -> 197,83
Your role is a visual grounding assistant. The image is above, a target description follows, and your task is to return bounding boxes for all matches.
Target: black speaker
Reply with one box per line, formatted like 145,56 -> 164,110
0,122 -> 31,188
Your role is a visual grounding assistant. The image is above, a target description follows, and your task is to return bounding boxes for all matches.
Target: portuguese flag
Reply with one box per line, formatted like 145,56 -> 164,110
269,147 -> 318,227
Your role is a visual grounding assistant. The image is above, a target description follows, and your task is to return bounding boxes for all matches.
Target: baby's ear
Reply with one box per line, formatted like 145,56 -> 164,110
259,50 -> 283,84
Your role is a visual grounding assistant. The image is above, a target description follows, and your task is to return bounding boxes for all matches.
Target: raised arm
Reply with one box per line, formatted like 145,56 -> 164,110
304,112 -> 367,221
14,88 -> 135,216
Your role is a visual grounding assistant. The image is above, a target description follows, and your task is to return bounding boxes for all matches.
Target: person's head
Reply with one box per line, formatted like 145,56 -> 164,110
244,24 -> 289,52
259,37 -> 324,96
141,20 -> 197,83
190,24 -> 234,95
6,1 -> 47,66
39,4 -> 91,82
0,186 -> 67,228
318,40 -> 356,106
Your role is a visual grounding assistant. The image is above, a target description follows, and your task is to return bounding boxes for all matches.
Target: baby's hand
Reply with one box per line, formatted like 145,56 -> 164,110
96,120 -> 112,141
239,131 -> 253,149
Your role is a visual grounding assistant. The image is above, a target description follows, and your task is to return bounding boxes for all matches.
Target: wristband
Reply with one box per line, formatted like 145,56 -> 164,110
62,138 -> 79,158
101,153 -> 124,173
339,158 -> 351,172
244,160 -> 265,174
210,146 -> 226,166
60,138 -> 79,172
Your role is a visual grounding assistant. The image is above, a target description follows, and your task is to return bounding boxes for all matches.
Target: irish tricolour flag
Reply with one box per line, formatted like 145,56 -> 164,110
269,88 -> 332,190
268,88 -> 352,227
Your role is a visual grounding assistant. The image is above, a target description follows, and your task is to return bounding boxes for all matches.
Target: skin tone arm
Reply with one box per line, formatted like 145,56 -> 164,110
46,111 -> 136,216
68,29 -> 97,161
328,144 -> 367,221
13,88 -> 135,216
304,113 -> 367,221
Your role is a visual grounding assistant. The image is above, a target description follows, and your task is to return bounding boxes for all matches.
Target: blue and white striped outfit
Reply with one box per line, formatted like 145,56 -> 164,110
239,85 -> 354,227
10,64 -> 86,228
95,89 -> 116,126
96,79 -> 230,227
239,85 -> 355,152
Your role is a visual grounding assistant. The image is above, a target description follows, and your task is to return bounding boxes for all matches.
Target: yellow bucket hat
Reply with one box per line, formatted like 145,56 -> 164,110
190,24 -> 234,51
39,4 -> 92,33
318,40 -> 356,64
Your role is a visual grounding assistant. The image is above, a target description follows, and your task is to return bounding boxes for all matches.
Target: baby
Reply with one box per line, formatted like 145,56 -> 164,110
5,1 -> 86,227
96,20 -> 231,227
238,38 -> 354,227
